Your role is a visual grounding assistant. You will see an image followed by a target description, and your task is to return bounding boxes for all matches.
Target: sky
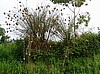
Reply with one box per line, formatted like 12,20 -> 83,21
0,0 -> 100,39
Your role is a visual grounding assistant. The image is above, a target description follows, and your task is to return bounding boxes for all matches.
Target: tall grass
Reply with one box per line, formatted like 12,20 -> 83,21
0,60 -> 23,74
64,54 -> 100,74
0,54 -> 100,74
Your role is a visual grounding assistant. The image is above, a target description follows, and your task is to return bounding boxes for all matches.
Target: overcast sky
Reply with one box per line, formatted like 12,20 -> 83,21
0,0 -> 100,39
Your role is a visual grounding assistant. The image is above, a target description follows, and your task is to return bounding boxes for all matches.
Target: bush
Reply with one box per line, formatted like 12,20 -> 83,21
0,39 -> 24,61
31,32 -> 100,61
0,43 -> 16,61
69,32 -> 100,58
49,41 -> 65,58
12,39 -> 24,61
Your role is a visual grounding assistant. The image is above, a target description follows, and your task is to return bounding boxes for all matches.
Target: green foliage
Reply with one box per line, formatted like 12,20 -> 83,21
51,0 -> 70,3
77,12 -> 90,27
1,1 -> 100,73
3,0 -> 92,64
69,32 -> 100,58
64,54 -> 100,74
0,32 -> 100,73
0,39 -> 24,61
34,32 -> 100,61
0,60 -> 23,74
12,39 -> 24,61
51,0 -> 88,7
0,54 -> 100,74
0,35 -> 10,44
0,43 -> 16,60
75,0 -> 86,7
0,27 -> 10,44
0,27 -> 5,36
49,41 -> 65,59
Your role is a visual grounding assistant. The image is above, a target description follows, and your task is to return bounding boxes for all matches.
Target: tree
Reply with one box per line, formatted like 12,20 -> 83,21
3,2 -> 66,63
50,0 -> 91,38
0,26 -> 10,44
49,0 -> 91,54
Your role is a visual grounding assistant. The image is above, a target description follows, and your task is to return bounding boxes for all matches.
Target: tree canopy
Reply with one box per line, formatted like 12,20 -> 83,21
51,0 -> 87,7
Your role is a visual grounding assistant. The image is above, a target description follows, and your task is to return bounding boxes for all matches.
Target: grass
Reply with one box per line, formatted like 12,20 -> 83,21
0,53 -> 100,74
0,60 -> 23,74
65,54 -> 100,74
0,43 -> 100,74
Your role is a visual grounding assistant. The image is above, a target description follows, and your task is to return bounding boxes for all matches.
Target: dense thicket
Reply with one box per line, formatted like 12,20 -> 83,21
0,32 -> 100,61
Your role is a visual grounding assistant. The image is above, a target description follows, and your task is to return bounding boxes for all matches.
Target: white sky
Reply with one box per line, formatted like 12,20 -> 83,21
0,0 -> 100,39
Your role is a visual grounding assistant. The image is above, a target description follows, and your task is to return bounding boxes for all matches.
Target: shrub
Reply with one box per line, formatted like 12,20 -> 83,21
0,43 -> 16,61
69,32 -> 100,58
12,39 -> 24,61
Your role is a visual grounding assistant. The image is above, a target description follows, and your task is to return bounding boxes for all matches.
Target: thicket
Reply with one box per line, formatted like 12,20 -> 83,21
70,32 -> 100,58
0,32 -> 100,62
35,32 -> 100,62
0,32 -> 100,73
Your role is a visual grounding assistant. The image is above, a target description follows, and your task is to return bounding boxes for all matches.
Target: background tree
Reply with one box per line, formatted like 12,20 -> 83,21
0,26 -> 9,44
0,27 -> 5,36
